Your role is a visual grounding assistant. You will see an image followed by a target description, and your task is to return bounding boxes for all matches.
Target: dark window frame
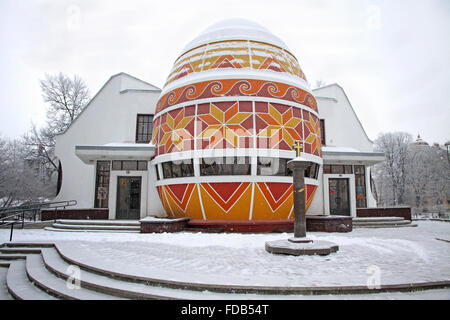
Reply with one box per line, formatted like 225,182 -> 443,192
94,161 -> 111,208
112,160 -> 148,171
354,165 -> 367,208
162,160 -> 195,179
135,114 -> 154,144
257,157 -> 319,179
319,119 -> 326,145
200,157 -> 251,176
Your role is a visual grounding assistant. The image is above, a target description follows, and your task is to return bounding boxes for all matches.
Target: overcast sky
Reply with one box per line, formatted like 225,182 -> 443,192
1,0 -> 449,144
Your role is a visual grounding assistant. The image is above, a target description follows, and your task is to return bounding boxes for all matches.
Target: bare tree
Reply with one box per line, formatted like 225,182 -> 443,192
373,132 -> 450,215
0,135 -> 54,210
374,132 -> 412,206
406,144 -> 450,214
22,73 -> 90,180
313,79 -> 327,89
40,73 -> 90,134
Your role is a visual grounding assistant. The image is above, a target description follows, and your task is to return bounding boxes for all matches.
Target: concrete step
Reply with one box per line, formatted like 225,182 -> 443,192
0,254 -> 27,261
0,266 -> 13,300
183,227 -> 225,233
353,220 -> 412,226
51,223 -> 140,231
2,243 -> 449,299
40,247 -> 303,300
8,245 -> 258,300
56,219 -> 140,226
25,254 -> 126,300
0,247 -> 42,254
44,227 -> 140,233
354,223 -> 418,228
353,217 -> 405,223
4,242 -> 55,248
42,247 -> 187,299
352,216 -> 416,228
6,260 -> 58,300
353,222 -> 411,227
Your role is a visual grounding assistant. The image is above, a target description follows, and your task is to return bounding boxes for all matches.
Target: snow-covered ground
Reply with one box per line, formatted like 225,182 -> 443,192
1,221 -> 449,299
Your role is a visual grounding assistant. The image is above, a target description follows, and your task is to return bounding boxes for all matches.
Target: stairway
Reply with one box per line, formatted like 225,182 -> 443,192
0,242 -> 235,300
0,242 -> 448,300
352,217 -> 417,228
44,220 -> 140,233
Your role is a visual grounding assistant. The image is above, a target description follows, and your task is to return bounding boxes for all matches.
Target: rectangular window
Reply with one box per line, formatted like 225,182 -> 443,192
354,165 -> 367,208
122,161 -> 138,171
331,165 -> 344,174
257,157 -> 287,176
138,161 -> 148,171
94,161 -> 110,208
200,157 -> 251,176
111,160 -> 148,171
323,165 -> 353,174
309,163 -> 319,179
112,161 -> 122,171
257,157 -> 319,179
136,114 -> 153,143
319,119 -> 326,145
162,160 -> 195,179
303,163 -> 320,179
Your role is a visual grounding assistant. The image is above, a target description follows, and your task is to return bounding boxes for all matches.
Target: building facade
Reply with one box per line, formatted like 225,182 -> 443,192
54,19 -> 384,226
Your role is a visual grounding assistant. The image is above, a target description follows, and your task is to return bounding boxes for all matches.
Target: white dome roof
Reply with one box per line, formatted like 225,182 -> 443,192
182,18 -> 290,53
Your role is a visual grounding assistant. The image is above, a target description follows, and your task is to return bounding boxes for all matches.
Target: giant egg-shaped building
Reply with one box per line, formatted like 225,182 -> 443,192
152,19 -> 322,227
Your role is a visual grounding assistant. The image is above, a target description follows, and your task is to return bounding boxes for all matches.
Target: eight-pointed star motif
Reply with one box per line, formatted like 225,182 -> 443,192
304,115 -> 322,155
198,103 -> 252,148
256,104 -> 302,149
159,109 -> 194,152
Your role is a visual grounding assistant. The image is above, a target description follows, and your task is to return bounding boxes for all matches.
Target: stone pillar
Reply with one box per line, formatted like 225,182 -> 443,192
288,160 -> 312,239
265,156 -> 339,256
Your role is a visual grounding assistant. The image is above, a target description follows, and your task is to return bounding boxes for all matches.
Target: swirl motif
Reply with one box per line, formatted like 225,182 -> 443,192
156,79 -> 317,114
237,80 -> 252,93
267,83 -> 283,97
210,82 -> 225,95
166,91 -> 178,105
185,86 -> 197,98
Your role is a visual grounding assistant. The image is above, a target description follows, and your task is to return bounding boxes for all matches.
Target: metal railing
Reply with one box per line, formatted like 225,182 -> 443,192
0,200 -> 77,241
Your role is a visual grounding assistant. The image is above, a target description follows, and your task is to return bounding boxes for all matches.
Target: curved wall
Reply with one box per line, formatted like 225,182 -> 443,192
151,22 -> 322,221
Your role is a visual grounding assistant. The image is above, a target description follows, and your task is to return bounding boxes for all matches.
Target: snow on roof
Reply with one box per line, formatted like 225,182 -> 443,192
182,18 -> 290,54
103,142 -> 155,148
322,146 -> 361,153
118,73 -> 161,92
160,67 -> 312,97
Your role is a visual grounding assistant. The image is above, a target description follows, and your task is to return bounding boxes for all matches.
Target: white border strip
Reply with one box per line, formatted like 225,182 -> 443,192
161,70 -> 313,98
150,148 -> 322,166
154,96 -> 319,119
154,176 -> 319,187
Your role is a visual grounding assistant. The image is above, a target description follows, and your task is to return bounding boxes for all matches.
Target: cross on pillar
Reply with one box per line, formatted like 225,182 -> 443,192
292,141 -> 303,157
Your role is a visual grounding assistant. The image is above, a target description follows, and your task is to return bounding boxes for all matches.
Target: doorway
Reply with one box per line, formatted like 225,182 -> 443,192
116,177 -> 142,220
328,178 -> 350,216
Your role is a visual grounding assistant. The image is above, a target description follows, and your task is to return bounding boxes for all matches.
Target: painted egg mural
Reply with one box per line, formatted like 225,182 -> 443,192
152,19 -> 322,226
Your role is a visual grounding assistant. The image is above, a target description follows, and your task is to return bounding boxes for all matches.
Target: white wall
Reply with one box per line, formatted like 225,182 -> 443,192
311,84 -> 379,214
54,73 -> 165,216
314,84 -> 374,152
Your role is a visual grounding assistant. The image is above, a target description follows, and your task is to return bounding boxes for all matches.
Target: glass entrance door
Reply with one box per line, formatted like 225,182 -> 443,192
329,178 -> 350,216
116,177 -> 141,220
